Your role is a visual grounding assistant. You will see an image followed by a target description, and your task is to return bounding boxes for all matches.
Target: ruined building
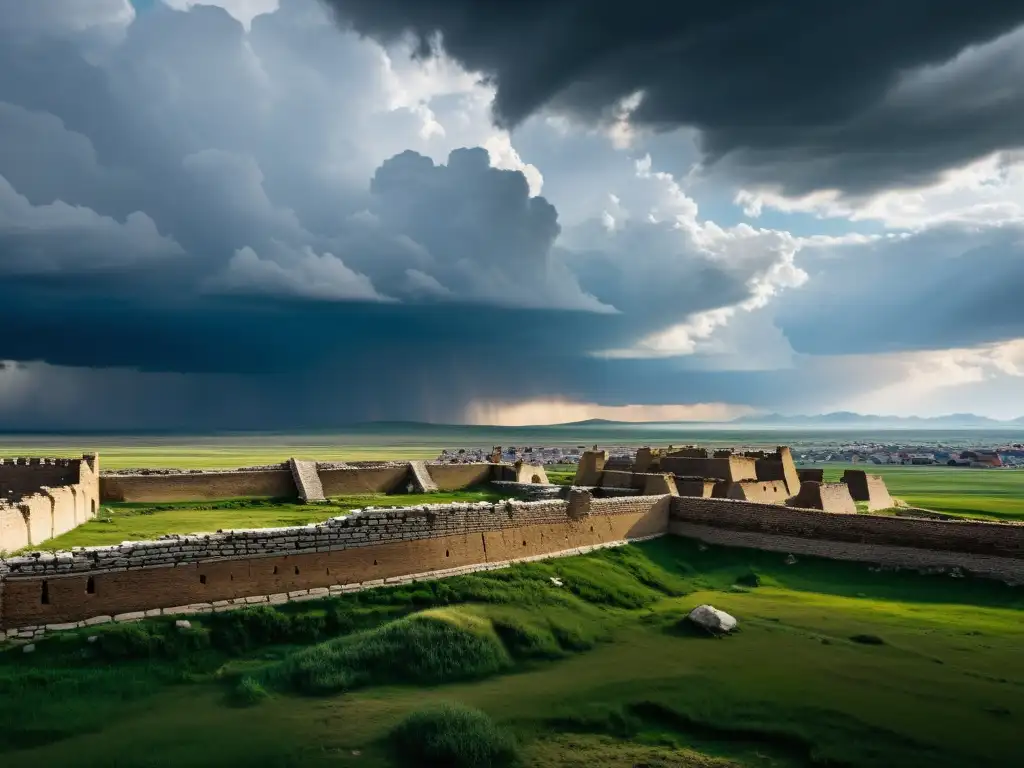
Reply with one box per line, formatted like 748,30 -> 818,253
572,445 -> 892,514
0,455 -> 100,552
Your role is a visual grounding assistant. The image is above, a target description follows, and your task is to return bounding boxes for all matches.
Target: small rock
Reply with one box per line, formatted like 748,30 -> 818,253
22,643 -> 36,654
86,635 -> 98,643
687,604 -> 738,635
175,619 -> 192,630
550,577 -> 564,587
784,554 -> 798,565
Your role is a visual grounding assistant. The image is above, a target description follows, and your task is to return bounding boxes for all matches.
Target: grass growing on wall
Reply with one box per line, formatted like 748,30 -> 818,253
2,536 -> 1023,767
33,489 -> 510,549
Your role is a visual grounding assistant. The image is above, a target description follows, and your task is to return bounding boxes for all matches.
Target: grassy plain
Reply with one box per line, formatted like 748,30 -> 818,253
2,537 -> 1022,768
36,489 -> 506,550
818,463 -> 1024,521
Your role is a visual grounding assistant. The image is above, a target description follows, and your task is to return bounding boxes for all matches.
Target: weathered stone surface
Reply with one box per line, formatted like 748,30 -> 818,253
407,461 -> 439,493
687,605 -> 738,635
289,458 -> 327,504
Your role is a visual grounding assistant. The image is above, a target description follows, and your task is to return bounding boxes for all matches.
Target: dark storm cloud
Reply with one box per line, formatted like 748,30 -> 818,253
776,225 -> 1024,355
322,0 -> 1024,194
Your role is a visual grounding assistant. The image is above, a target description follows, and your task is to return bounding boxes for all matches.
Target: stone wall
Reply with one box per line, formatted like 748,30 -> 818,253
428,463 -> 495,490
0,492 -> 668,630
658,456 -> 758,482
670,496 -> 1024,559
317,464 -> 411,495
99,461 -> 511,502
670,522 -> 1024,584
101,468 -> 296,502
0,455 -> 99,553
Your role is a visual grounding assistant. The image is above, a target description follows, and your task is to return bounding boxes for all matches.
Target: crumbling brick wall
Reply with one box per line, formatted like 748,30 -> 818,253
842,470 -> 894,511
787,481 -> 857,514
101,467 -> 297,502
0,455 -> 100,553
670,496 -> 1024,558
0,494 -> 669,629
658,456 -> 758,482
101,462 -> 506,501
573,450 -> 607,486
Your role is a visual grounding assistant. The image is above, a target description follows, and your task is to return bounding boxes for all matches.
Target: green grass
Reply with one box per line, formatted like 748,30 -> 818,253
2,536 -> 1022,767
818,463 -> 1024,521
35,489 -> 507,549
390,703 -> 522,768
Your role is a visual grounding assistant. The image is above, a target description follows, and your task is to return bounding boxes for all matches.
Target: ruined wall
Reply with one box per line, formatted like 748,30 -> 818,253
101,469 -> 296,503
428,463 -> 495,490
842,470 -> 894,511
787,481 -> 857,514
513,462 -> 550,485
733,480 -> 790,504
659,456 -> 758,482
573,450 -> 607,486
318,465 -> 411,495
670,522 -> 1024,585
641,474 -> 678,496
0,460 -> 79,496
0,455 -> 100,553
670,496 -> 1024,559
675,478 -> 715,498
100,462 -> 505,502
598,469 -> 635,488
0,493 -> 669,629
797,468 -> 824,483
0,505 -> 29,552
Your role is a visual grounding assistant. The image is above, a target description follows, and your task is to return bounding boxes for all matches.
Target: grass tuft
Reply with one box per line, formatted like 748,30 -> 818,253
227,676 -> 270,707
390,702 -> 522,768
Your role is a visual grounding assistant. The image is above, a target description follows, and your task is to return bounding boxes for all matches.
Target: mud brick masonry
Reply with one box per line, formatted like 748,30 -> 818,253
0,455 -> 100,553
2,447 -> 1022,640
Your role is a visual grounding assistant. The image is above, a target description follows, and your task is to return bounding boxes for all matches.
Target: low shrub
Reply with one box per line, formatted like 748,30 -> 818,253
390,703 -> 521,768
735,571 -> 762,588
229,675 -> 270,707
209,605 -> 334,651
94,621 -> 210,660
266,611 -> 512,695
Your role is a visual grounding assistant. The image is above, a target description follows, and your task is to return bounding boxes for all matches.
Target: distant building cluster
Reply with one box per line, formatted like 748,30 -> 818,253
436,446 -> 585,465
436,441 -> 1024,469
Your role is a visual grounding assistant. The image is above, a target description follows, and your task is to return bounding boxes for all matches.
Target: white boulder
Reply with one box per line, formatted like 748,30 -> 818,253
550,577 -> 564,587
687,604 -> 738,635
175,619 -> 192,630
22,643 -> 36,654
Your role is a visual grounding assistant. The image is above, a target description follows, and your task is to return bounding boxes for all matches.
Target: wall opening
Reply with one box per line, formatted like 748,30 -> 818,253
373,559 -> 378,566
273,566 -> 279,575
294,566 -> 300,575
199,574 -> 207,585
91,500 -> 97,517
41,580 -> 50,605
531,474 -> 542,484
445,549 -> 450,558
522,540 -> 527,547
86,577 -> 96,595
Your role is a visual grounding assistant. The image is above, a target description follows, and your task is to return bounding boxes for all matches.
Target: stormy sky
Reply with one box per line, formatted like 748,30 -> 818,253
1,0 -> 1023,429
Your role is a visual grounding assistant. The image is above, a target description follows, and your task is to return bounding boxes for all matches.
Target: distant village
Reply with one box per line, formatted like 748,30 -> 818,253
436,441 -> 1024,469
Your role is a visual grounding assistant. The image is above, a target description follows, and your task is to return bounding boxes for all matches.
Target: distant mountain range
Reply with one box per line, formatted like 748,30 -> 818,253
728,412 -> 1024,428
